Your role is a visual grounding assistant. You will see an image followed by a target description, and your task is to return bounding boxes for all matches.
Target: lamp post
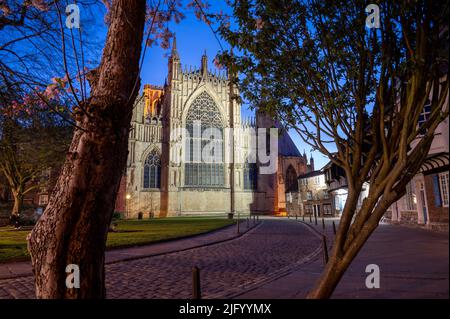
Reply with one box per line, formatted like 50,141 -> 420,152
125,194 -> 131,219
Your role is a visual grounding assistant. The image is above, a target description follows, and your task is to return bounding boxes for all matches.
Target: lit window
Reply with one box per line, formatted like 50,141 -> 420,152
439,172 -> 449,207
286,192 -> 292,203
405,182 -> 417,211
418,100 -> 431,128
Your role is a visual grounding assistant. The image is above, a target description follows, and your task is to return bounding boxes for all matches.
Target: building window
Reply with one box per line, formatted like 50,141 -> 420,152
323,204 -> 332,216
439,172 -> 449,207
143,150 -> 161,189
286,192 -> 292,203
418,100 -> 431,128
285,165 -> 298,192
184,92 -> 224,187
244,161 -> 257,190
305,204 -> 312,215
41,168 -> 51,180
315,176 -> 321,185
323,191 -> 329,199
38,195 -> 49,206
307,191 -> 313,200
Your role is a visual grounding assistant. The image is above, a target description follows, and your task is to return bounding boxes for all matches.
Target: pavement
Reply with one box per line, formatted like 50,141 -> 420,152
0,217 -> 448,299
235,218 -> 449,299
0,218 -> 321,298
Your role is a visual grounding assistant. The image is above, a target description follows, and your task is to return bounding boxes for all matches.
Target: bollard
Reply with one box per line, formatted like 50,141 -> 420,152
296,214 -> 298,220
314,213 -> 318,225
257,215 -> 259,222
246,218 -> 249,228
322,235 -> 329,265
237,217 -> 240,234
253,215 -> 256,225
309,214 -> 312,223
332,221 -> 337,235
322,217 -> 325,230
302,215 -> 305,222
192,266 -> 201,299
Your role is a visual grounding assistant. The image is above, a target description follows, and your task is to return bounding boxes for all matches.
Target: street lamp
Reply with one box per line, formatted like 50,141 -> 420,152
125,194 -> 131,218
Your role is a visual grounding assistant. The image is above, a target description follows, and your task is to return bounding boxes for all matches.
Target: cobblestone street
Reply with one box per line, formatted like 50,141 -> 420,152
0,219 -> 321,299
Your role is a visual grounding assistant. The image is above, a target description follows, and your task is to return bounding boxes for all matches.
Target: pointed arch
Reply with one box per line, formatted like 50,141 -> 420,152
285,164 -> 298,192
143,149 -> 161,189
182,85 -> 226,127
184,91 -> 225,187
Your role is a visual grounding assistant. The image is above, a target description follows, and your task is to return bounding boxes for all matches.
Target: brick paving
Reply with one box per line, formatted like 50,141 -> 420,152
0,221 -> 246,280
237,219 -> 449,299
0,219 -> 320,299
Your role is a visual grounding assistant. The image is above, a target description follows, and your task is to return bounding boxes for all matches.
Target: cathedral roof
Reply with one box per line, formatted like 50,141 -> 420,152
278,130 -> 302,157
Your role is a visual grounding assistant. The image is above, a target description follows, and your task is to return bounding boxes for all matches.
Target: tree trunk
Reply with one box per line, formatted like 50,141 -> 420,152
306,224 -> 377,299
305,190 -> 360,299
306,188 -> 391,299
11,189 -> 23,228
11,190 -> 23,218
27,0 -> 146,299
306,257 -> 347,299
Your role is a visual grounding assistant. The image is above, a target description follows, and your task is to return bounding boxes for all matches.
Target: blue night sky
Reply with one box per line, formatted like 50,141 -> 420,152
90,2 -> 329,169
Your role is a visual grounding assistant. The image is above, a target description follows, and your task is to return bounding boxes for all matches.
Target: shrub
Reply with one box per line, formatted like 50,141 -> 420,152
112,211 -> 123,220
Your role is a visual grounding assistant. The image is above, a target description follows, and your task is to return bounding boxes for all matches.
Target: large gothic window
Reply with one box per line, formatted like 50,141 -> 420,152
185,92 -> 224,187
285,165 -> 298,192
143,150 -> 161,189
244,160 -> 257,190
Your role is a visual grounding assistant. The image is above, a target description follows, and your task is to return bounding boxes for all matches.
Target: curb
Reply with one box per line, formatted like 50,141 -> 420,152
107,220 -> 263,265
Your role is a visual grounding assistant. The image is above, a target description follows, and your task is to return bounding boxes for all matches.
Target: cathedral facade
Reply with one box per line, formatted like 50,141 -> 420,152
116,38 -> 312,218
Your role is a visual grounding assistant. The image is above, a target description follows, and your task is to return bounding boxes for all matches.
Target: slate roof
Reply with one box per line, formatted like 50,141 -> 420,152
278,129 -> 302,157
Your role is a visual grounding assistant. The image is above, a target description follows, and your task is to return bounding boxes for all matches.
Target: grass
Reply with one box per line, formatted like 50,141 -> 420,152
0,226 -> 30,262
0,217 -> 235,263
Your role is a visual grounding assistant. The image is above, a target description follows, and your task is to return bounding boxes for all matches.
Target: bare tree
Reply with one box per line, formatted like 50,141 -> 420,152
219,0 -> 449,298
0,113 -> 71,224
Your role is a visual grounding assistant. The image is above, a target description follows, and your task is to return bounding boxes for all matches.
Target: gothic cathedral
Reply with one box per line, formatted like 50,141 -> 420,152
116,37 -> 313,218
